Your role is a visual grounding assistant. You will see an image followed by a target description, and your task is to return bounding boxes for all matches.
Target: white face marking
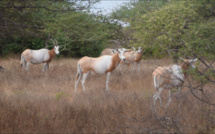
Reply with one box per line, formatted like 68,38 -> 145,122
137,47 -> 142,53
54,46 -> 60,55
117,48 -> 127,61
188,58 -> 198,69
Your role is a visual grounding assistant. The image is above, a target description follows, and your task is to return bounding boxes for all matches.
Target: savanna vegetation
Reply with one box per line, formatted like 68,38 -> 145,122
1,0 -> 215,133
0,58 -> 214,133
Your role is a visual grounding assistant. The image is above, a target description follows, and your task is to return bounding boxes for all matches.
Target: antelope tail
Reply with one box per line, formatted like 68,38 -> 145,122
76,63 -> 82,80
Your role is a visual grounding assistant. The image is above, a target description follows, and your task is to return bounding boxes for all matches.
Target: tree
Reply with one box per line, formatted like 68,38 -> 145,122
111,1 -> 215,133
44,11 -> 125,57
0,0 -> 99,55
110,0 -> 169,55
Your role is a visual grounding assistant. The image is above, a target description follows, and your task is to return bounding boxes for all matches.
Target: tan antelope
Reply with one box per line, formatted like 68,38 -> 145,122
152,58 -> 198,107
20,39 -> 60,72
100,40 -> 126,56
100,48 -> 118,56
120,47 -> 143,72
75,48 -> 129,93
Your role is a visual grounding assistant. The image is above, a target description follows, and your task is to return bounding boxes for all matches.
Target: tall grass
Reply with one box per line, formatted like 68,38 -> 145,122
0,57 -> 214,133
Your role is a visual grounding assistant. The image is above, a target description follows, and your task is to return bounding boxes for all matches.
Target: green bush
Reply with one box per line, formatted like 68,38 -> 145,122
1,38 -> 44,56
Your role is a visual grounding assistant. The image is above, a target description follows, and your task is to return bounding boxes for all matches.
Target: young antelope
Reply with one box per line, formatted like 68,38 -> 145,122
152,58 -> 198,107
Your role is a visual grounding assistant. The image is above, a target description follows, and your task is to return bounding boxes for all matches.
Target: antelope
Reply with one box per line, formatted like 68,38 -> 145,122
75,48 -> 128,93
120,47 -> 143,72
100,40 -> 127,56
152,58 -> 198,107
100,48 -> 117,56
20,39 -> 60,72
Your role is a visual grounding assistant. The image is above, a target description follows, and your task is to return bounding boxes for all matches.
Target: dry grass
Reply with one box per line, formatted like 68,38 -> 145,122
0,56 -> 214,133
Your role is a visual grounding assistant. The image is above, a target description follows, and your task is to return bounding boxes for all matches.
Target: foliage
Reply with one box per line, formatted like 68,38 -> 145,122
0,0 -> 115,57
111,0 -> 168,25
1,0 -> 215,58
110,0 -> 169,51
45,12 -> 123,57
132,1 -> 199,58
182,20 -> 215,59
112,0 -> 215,59
1,37 -> 44,55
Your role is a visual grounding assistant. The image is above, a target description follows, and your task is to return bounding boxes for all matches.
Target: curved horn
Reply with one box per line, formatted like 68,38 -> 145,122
54,39 -> 58,46
116,40 -> 122,48
111,40 -> 122,48
50,39 -> 56,46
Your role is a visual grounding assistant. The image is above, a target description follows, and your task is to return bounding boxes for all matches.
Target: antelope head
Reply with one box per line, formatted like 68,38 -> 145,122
137,47 -> 142,54
131,46 -> 136,51
117,48 -> 128,61
180,57 -> 198,69
51,39 -> 60,55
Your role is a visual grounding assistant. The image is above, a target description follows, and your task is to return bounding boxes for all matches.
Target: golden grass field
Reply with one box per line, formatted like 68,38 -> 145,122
0,56 -> 214,133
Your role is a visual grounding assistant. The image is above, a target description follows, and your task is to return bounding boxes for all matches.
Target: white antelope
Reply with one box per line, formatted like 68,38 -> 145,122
100,48 -> 117,56
152,58 -> 198,106
75,48 -> 128,93
120,47 -> 143,72
20,39 -> 60,72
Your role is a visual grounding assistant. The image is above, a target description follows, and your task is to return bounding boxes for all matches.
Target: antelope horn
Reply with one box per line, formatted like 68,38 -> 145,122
111,40 -> 122,48
116,40 -> 122,48
50,39 -> 56,46
54,39 -> 58,46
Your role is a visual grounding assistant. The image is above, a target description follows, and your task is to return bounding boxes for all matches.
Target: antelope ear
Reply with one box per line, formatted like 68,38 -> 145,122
193,58 -> 198,62
112,49 -> 116,53
190,58 -> 198,63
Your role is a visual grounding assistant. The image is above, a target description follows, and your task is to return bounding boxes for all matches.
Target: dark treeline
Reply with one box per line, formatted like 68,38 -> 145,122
0,0 -> 124,57
1,0 -> 215,59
